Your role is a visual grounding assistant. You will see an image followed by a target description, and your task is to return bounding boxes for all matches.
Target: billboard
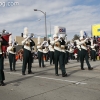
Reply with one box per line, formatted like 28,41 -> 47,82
92,24 -> 100,36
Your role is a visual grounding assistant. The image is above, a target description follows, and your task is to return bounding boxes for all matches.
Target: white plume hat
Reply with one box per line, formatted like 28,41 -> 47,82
59,34 -> 65,38
53,34 -> 58,38
23,27 -> 28,38
37,36 -> 41,44
80,30 -> 84,37
80,36 -> 84,40
9,34 -> 13,44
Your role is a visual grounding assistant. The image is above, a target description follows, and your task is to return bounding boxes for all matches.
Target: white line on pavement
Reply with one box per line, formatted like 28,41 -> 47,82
6,72 -> 22,75
5,72 -> 87,85
34,76 -> 87,85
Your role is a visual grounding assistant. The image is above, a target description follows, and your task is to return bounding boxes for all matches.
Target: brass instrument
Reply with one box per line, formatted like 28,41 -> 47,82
83,43 -> 87,47
10,47 -> 16,52
25,40 -> 30,46
51,44 -> 54,48
55,41 -> 61,47
61,45 -> 65,49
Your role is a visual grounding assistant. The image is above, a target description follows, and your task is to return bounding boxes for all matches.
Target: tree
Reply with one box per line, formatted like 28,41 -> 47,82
72,34 -> 80,41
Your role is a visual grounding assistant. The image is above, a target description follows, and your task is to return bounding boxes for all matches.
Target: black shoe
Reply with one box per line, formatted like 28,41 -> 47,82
55,74 -> 59,76
22,73 -> 26,75
62,73 -> 67,77
42,65 -> 45,68
13,70 -> 16,72
10,69 -> 13,71
0,81 -> 5,86
81,68 -> 85,70
88,67 -> 93,70
28,71 -> 34,74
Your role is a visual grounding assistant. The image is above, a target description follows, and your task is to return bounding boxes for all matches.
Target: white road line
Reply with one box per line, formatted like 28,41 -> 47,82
5,72 -> 87,85
34,76 -> 87,85
5,72 -> 22,75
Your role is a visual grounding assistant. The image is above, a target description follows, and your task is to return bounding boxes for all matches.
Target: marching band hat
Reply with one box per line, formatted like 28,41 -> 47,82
23,27 -> 28,38
80,36 -> 84,40
9,35 -> 13,44
37,36 -> 41,44
53,34 -> 58,38
80,30 -> 84,37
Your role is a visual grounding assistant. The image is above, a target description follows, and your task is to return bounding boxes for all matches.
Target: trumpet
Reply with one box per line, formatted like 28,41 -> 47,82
41,41 -> 48,47
28,33 -> 34,39
23,33 -> 34,39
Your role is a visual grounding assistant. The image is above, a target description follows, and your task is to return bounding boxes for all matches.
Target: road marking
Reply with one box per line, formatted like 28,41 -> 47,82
5,72 -> 87,85
6,72 -> 22,75
34,76 -> 87,85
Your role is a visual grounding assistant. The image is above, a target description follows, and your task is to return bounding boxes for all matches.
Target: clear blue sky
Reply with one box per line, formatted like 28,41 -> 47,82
0,0 -> 100,40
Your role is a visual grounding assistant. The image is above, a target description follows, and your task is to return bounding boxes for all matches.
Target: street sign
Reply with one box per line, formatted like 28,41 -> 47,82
48,34 -> 51,37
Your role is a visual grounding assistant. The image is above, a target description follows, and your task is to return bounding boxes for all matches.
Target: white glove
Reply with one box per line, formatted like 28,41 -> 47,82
85,38 -> 88,42
50,41 -> 54,45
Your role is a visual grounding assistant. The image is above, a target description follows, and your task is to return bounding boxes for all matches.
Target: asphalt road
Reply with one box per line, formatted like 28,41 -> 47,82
0,59 -> 100,100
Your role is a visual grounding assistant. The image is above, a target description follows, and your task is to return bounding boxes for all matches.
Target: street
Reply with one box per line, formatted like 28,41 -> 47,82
0,59 -> 100,100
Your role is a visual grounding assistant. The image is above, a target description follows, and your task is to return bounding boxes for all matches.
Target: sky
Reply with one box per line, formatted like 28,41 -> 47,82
0,0 -> 100,40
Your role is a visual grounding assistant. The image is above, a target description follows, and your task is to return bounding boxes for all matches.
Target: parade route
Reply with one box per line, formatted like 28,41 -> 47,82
5,72 -> 87,85
1,1 -> 100,100
0,59 -> 100,100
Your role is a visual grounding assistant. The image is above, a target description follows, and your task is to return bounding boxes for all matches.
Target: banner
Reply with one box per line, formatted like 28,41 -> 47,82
54,26 -> 66,34
92,24 -> 100,36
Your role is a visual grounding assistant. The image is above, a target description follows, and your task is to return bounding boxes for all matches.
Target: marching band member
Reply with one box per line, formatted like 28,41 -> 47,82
7,34 -> 17,71
91,38 -> 97,61
78,30 -> 93,70
43,38 -> 49,62
0,34 -> 5,86
0,31 -> 11,86
59,34 -> 68,77
65,43 -> 70,64
22,27 -> 35,75
75,39 -> 81,62
51,26 -> 67,77
49,37 -> 54,65
43,46 -> 49,62
69,45 -> 74,60
51,34 -> 60,76
31,46 -> 35,67
37,37 -> 45,67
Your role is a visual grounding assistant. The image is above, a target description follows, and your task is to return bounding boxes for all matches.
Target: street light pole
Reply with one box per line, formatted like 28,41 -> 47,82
39,19 -> 51,37
34,9 -> 47,39
49,21 -> 51,36
44,12 -> 47,39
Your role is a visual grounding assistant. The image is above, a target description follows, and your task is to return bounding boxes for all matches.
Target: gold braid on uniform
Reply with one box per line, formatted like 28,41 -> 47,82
25,40 -> 30,46
55,41 -> 61,47
83,43 -> 87,47
10,47 -> 14,52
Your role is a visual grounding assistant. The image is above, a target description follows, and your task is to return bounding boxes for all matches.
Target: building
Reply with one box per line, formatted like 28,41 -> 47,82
15,36 -> 44,52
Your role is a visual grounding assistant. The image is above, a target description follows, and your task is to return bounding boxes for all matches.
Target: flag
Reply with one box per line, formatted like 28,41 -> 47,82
84,31 -> 88,38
